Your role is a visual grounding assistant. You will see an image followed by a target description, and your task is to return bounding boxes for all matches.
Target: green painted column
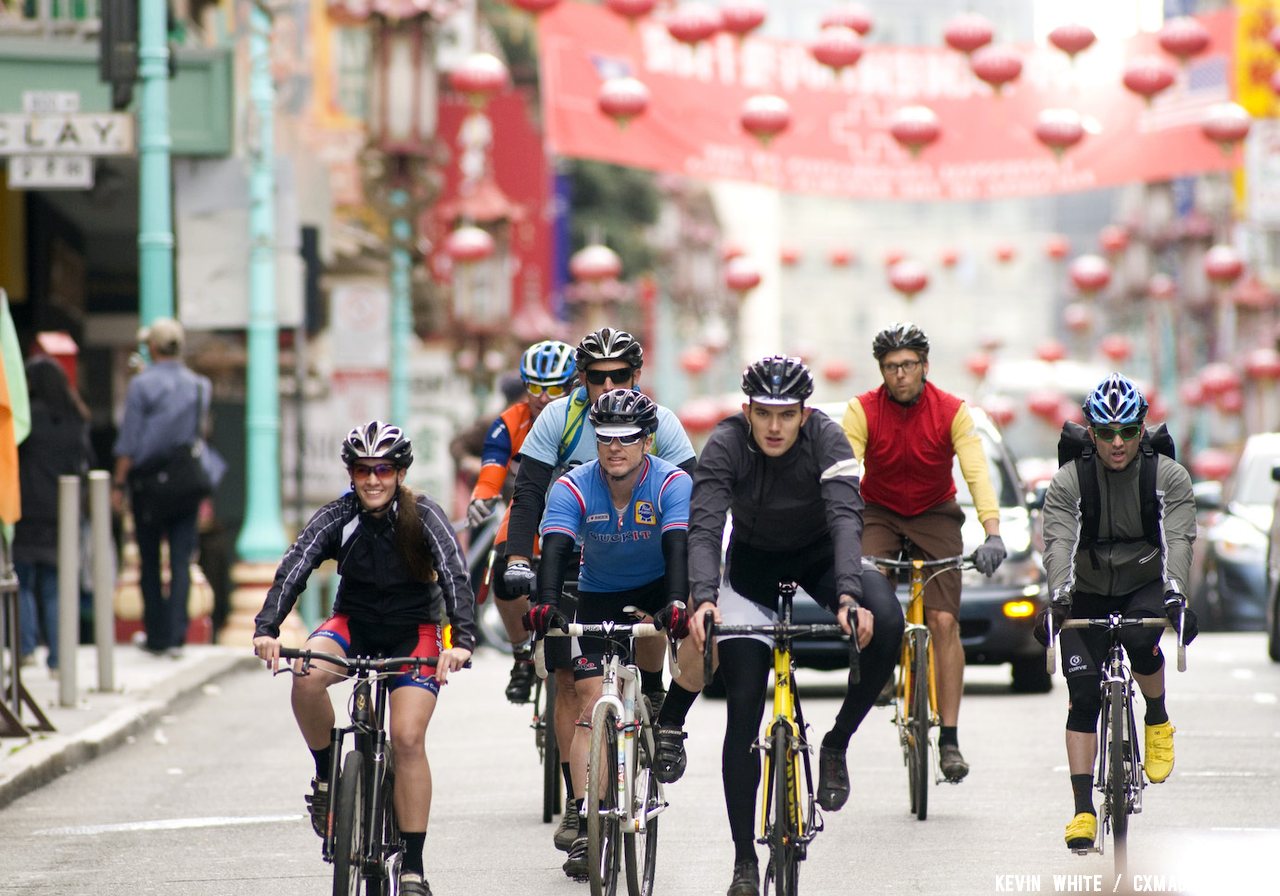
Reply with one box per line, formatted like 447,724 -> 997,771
236,1 -> 287,562
137,0 -> 173,322
389,189 -> 412,426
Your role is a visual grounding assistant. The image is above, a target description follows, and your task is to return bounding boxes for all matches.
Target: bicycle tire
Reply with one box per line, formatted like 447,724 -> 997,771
764,723 -> 799,896
332,751 -> 366,896
540,675 -> 561,824
366,750 -> 398,896
624,709 -> 660,896
911,629 -> 931,822
1108,679 -> 1129,876
588,701 -> 622,896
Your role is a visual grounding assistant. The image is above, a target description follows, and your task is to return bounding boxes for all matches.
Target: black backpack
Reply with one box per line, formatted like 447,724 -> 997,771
1057,421 -> 1176,563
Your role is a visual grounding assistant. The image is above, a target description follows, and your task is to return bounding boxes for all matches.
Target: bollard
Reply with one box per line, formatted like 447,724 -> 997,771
57,475 -> 80,708
88,471 -> 115,692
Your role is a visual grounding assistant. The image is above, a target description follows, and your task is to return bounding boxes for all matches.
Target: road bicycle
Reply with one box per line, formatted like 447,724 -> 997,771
703,582 -> 859,896
863,546 -> 972,821
278,647 -> 461,896
1046,611 -> 1187,878
535,614 -> 679,896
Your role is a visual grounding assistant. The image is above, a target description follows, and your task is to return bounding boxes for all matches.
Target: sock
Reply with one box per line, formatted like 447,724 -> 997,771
640,669 -> 664,695
735,844 -> 758,866
1143,692 -> 1168,726
310,745 -> 332,781
655,682 -> 699,727
1070,774 -> 1095,816
401,831 -> 426,876
939,726 -> 958,749
561,762 -> 573,802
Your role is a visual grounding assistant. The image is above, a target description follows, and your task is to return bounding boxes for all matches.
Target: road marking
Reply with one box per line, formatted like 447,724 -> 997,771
1178,770 -> 1264,777
35,814 -> 303,836
1254,692 -> 1277,704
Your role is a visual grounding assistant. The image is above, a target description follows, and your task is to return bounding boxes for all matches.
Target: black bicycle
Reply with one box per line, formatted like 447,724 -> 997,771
532,669 -> 560,823
278,648 -> 460,896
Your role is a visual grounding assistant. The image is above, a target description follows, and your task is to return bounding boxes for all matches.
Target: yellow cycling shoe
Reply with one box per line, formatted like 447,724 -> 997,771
1064,812 -> 1097,851
1144,721 -> 1175,783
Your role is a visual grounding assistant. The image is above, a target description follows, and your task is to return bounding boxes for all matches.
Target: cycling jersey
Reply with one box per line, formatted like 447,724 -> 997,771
254,491 -> 478,652
470,400 -> 534,548
540,455 -> 691,593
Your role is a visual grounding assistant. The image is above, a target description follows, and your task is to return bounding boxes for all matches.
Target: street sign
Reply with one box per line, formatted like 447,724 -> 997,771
22,91 -> 80,115
0,113 -> 134,156
7,155 -> 94,190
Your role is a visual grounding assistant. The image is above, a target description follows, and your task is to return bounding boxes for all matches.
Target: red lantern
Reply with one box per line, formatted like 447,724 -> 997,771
598,76 -> 650,129
940,247 -> 960,269
1122,56 -> 1176,105
1231,275 -> 1277,310
889,105 -> 941,157
1148,273 -> 1177,301
810,26 -> 864,72
993,242 -> 1016,264
719,1 -> 766,39
570,243 -> 622,282
443,225 -> 495,263
1191,449 -> 1234,482
1099,333 -> 1132,363
666,2 -> 720,45
1045,234 -> 1071,260
821,3 -> 873,36
1217,389 -> 1245,415
965,352 -> 991,379
448,52 -> 510,108
1048,23 -> 1096,60
507,0 -> 560,13
829,247 -> 854,267
943,12 -> 994,56
678,398 -> 722,435
1034,108 -> 1085,159
679,345 -> 711,375
724,256 -> 762,295
1200,362 -> 1241,397
883,248 -> 905,268
1203,245 -> 1244,286
721,241 -> 745,262
1201,102 -> 1251,153
1244,347 -> 1280,381
1098,224 -> 1129,255
887,260 -> 928,300
605,0 -> 657,22
982,395 -> 1017,427
1068,254 -> 1112,296
1158,16 -> 1211,65
970,45 -> 1023,94
1063,302 -> 1092,334
780,245 -> 802,267
1035,340 -> 1067,363
1179,378 -> 1206,408
741,94 -> 791,147
822,359 -> 852,384
1027,390 -> 1064,422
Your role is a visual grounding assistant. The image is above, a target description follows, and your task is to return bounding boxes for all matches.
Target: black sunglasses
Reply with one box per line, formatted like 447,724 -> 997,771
1093,424 -> 1142,443
584,368 -> 634,386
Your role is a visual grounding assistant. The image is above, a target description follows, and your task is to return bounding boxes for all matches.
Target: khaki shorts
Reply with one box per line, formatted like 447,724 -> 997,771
861,500 -> 966,616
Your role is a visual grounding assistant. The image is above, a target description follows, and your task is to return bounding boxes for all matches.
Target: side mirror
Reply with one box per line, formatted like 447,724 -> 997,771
1026,486 -> 1046,511
1271,464 -> 1280,484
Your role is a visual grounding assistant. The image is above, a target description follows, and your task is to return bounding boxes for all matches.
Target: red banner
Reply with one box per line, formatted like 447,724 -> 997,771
539,5 -> 1237,200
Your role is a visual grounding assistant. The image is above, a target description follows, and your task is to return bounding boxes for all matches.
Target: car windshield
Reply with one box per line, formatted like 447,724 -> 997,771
952,438 -> 1016,508
1232,452 -> 1280,507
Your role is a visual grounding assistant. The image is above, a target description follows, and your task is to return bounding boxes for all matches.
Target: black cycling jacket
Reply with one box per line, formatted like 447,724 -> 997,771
688,411 -> 865,607
254,491 -> 477,651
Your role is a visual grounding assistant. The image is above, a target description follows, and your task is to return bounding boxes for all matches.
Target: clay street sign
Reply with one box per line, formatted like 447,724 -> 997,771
0,113 -> 134,156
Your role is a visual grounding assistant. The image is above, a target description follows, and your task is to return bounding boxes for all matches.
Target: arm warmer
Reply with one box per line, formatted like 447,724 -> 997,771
507,455 -> 556,558
536,532 -> 576,607
661,529 -> 689,605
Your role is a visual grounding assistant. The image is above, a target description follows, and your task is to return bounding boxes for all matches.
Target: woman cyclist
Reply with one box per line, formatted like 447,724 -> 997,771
252,421 -> 476,896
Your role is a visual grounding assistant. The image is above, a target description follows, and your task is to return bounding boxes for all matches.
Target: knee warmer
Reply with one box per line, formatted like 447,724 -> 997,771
1129,642 -> 1164,677
1065,676 -> 1102,733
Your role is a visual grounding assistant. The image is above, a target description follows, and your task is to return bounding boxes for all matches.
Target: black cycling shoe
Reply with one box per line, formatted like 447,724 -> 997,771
399,872 -> 431,896
816,746 -> 850,812
873,676 -> 895,707
727,859 -> 759,896
653,725 -> 688,784
505,645 -> 536,704
304,777 -> 329,838
940,744 -> 970,782
563,836 -> 589,881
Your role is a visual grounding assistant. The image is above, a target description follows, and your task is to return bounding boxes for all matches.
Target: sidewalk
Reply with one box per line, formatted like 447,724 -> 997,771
0,643 -> 257,809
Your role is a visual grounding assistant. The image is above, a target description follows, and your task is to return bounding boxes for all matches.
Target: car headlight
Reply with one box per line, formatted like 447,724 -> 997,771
1211,516 -> 1267,565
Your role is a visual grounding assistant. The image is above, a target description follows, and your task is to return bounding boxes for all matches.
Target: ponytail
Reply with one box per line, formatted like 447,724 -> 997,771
393,486 -> 438,583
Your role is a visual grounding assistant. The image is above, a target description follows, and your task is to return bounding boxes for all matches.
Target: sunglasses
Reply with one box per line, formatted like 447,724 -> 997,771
584,368 -> 634,386
351,463 -> 398,479
1093,424 -> 1142,443
526,382 -> 569,398
595,432 -> 645,447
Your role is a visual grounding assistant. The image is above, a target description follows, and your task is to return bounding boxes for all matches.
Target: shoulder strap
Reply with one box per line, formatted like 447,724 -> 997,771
1138,444 -> 1161,547
1075,450 -> 1101,548
556,387 -> 591,466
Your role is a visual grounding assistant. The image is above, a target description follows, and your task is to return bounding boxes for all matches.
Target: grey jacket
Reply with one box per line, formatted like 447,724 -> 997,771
1041,452 -> 1196,603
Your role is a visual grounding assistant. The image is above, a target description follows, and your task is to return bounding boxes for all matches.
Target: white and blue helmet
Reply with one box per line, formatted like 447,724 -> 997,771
520,340 -> 576,386
1082,373 -> 1148,426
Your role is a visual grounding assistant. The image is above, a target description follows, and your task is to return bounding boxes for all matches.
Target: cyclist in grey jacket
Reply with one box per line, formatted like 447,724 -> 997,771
1039,374 -> 1197,855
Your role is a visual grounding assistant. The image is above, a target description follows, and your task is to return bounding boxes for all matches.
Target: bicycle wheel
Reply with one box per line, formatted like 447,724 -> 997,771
332,751 -> 366,896
366,751 -> 398,896
1108,680 -> 1129,876
587,701 -> 622,896
624,712 -> 660,896
538,674 -> 561,823
906,630 -> 930,821
764,723 -> 799,896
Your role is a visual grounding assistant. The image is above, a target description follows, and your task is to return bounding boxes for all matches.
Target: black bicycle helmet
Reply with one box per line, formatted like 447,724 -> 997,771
588,389 -> 660,435
1082,373 -> 1148,425
341,420 -> 414,468
576,327 -> 644,372
741,355 -> 815,405
871,322 -> 930,361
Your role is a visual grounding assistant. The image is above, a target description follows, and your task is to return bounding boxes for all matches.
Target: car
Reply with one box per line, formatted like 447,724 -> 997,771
1261,460 -> 1280,661
721,403 -> 1053,694
1191,432 -> 1280,632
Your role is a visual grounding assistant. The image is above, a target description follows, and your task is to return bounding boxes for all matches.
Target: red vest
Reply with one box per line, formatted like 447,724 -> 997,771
856,381 -> 961,516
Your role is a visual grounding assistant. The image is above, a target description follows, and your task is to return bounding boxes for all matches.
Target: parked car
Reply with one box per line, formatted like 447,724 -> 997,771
1191,432 -> 1280,632
722,403 -> 1052,693
1262,462 -> 1280,661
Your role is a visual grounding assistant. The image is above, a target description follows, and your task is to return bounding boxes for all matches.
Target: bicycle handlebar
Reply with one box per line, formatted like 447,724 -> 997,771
1044,615 -> 1187,676
277,647 -> 472,675
531,621 -> 680,681
700,615 -> 859,687
863,553 -> 973,572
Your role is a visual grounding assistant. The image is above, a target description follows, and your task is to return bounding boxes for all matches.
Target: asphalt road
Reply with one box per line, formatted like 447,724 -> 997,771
0,633 -> 1275,896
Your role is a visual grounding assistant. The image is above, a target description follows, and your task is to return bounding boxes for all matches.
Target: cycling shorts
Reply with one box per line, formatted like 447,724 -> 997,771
861,500 -> 965,615
571,579 -> 665,680
311,614 -> 443,695
1060,581 -> 1166,680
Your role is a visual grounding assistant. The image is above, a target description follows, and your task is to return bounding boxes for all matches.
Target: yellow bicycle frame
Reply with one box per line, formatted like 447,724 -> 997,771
760,641 -> 804,839
897,560 -> 938,727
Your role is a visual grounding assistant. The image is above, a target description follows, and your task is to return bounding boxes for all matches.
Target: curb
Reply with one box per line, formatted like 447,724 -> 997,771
0,653 -> 259,810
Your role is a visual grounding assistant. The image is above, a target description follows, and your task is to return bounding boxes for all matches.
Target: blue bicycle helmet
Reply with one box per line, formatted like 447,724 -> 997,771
1082,373 -> 1148,425
520,340 -> 576,386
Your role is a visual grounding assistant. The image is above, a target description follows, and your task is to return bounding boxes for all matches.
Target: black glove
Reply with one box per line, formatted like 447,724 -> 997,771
973,534 -> 1006,576
653,601 -> 690,639
522,602 -> 565,636
503,560 -> 536,597
467,496 -> 499,527
1163,592 -> 1199,645
1033,601 -> 1071,647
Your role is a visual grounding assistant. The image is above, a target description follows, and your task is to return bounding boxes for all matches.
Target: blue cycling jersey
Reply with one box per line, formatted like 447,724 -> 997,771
540,455 -> 692,593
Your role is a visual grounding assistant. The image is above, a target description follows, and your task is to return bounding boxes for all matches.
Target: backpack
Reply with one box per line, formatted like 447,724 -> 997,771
1056,420 -> 1176,564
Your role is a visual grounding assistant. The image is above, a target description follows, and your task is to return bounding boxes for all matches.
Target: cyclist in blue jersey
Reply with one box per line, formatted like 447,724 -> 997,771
524,389 -> 701,881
